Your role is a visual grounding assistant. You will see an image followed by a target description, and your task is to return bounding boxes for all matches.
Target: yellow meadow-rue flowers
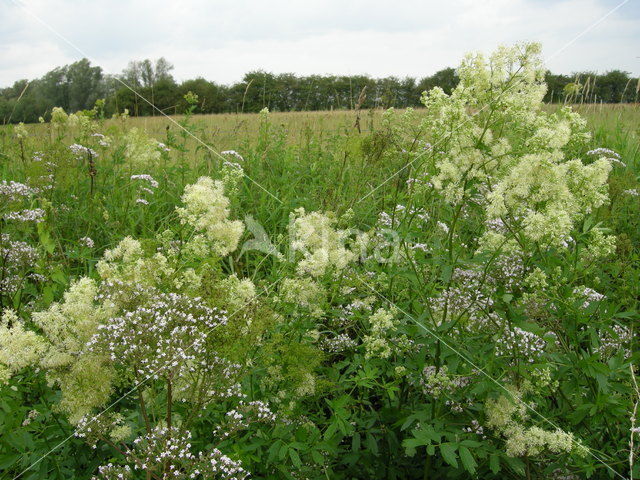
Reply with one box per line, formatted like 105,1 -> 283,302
289,208 -> 356,277
32,278 -> 107,369
56,354 -> 115,424
486,154 -> 611,247
14,123 -> 28,140
363,307 -> 397,359
280,277 -> 326,318
219,274 -> 257,310
123,128 -> 162,169
50,106 -> 69,125
177,177 -> 244,257
416,42 -> 612,252
0,310 -> 46,383
0,279 -> 115,423
580,228 -> 616,263
485,387 -> 587,458
97,236 -> 174,287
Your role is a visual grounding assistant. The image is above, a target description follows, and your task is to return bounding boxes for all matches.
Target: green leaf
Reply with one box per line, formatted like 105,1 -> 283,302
459,446 -> 476,474
439,443 -> 458,468
352,432 -> 361,452
311,449 -> 324,464
489,454 -> 500,474
366,433 -> 378,455
289,449 -> 302,468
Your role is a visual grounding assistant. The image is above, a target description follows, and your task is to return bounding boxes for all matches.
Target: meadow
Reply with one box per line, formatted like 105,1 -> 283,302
1,44 -> 639,479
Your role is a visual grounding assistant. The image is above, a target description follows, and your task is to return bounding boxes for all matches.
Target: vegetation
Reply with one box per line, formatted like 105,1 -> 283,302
0,43 -> 640,479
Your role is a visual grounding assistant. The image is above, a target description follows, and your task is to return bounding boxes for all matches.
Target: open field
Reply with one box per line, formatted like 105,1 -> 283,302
1,46 -> 640,480
83,103 -> 640,148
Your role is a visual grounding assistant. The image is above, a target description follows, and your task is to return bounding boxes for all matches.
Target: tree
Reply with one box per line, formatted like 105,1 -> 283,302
66,59 -> 104,111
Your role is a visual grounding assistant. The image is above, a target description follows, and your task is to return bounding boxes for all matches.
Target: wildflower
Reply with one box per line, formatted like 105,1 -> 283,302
573,286 -> 605,309
320,333 -> 357,353
51,107 -> 69,125
0,181 -> 39,201
363,307 -> 399,359
221,150 -> 245,161
69,143 -> 97,158
79,237 -> 95,248
123,128 -> 161,169
0,309 -> 46,384
91,133 -> 110,147
87,291 -> 228,380
21,409 -> 39,427
485,387 -> 587,458
177,177 -> 244,257
495,327 -> 547,364
280,277 -> 325,318
289,208 -> 356,277
4,208 -> 45,223
14,123 -> 28,139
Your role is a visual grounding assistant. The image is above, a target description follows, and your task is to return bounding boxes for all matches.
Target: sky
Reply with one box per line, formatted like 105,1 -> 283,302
0,0 -> 638,87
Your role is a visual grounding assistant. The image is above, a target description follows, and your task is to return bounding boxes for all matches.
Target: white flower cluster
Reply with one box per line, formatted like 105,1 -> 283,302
87,290 -> 228,380
92,464 -> 131,480
573,286 -> 605,309
587,147 -> 625,167
596,324 -> 632,359
420,365 -> 471,398
103,426 -> 250,480
130,174 -> 159,188
0,180 -> 39,201
0,235 -> 39,296
79,236 -> 95,249
320,333 -> 358,353
131,174 -> 159,205
69,143 -> 98,158
495,327 -> 547,364
214,400 -> 277,439
463,419 -> 486,439
91,133 -> 111,147
4,208 -> 45,223
221,150 -> 244,161
430,267 -> 500,331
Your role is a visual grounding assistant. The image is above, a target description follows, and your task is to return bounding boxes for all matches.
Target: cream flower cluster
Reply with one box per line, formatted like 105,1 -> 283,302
485,387 -> 587,458
363,307 -> 397,359
289,208 -> 356,277
123,128 -> 162,169
418,42 -> 613,250
177,177 -> 244,257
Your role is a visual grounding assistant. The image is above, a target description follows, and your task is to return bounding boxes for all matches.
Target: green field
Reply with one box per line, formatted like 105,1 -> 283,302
1,45 -> 640,480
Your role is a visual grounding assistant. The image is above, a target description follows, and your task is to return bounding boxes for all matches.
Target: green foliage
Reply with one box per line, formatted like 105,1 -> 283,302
0,44 -> 639,480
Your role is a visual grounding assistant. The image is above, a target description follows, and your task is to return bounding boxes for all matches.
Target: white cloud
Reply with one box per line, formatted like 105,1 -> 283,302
0,0 -> 637,86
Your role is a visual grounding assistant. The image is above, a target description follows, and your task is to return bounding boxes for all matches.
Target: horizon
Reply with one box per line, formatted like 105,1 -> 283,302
2,58 -> 638,91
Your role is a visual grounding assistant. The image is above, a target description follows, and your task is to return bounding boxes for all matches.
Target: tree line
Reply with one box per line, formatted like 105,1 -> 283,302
1,57 -> 638,124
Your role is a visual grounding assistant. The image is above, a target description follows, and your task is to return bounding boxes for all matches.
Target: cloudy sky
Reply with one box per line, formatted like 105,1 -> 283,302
1,0 -> 638,87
